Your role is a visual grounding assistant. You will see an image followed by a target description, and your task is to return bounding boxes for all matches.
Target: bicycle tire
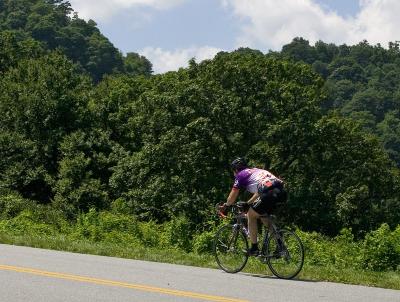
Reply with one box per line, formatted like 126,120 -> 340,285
265,229 -> 304,279
214,224 -> 249,273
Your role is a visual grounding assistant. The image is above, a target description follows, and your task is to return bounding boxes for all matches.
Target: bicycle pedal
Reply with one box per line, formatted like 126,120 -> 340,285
247,250 -> 260,257
257,255 -> 267,263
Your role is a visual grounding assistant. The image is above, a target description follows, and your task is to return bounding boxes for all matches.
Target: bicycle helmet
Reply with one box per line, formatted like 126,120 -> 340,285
230,157 -> 248,171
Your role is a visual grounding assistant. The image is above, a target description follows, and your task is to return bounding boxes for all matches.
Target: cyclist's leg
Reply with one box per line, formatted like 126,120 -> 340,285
247,207 -> 260,247
248,195 -> 271,255
259,215 -> 273,233
254,188 -> 281,249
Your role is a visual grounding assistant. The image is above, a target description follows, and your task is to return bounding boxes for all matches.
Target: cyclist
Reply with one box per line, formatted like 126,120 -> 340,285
221,157 -> 287,256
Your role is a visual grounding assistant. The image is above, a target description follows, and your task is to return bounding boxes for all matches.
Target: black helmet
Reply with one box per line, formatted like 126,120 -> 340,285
230,157 -> 248,171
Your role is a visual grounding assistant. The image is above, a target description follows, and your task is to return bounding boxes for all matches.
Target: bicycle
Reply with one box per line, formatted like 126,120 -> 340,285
214,201 -> 304,279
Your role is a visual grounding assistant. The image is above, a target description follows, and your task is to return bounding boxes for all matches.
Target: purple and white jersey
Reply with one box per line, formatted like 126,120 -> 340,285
232,168 -> 280,193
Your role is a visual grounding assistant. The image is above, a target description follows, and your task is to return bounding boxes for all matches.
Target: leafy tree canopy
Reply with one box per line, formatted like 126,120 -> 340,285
0,0 -> 152,80
1,3 -> 399,236
280,38 -> 400,166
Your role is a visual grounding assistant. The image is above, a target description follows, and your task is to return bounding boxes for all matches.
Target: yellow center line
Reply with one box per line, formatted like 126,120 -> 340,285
0,264 -> 248,302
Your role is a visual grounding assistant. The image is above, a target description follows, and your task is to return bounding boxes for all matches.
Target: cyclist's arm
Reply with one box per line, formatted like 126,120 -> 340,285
247,192 -> 259,204
226,189 -> 240,206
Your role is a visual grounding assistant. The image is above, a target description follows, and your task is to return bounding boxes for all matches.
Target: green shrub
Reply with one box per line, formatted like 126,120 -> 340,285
361,223 -> 400,271
110,198 -> 131,215
97,211 -> 139,234
332,228 -> 363,269
297,229 -> 334,266
102,230 -> 140,246
193,230 -> 215,254
71,209 -> 103,241
0,196 -> 68,235
0,192 -> 35,219
71,209 -> 139,242
160,216 -> 193,252
30,204 -> 71,233
0,210 -> 56,236
1,201 -> 399,274
393,226 -> 400,271
66,210 -> 195,250
137,220 -> 162,247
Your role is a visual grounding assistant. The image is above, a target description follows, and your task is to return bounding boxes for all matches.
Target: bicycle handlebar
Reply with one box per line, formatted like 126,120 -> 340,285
215,201 -> 250,218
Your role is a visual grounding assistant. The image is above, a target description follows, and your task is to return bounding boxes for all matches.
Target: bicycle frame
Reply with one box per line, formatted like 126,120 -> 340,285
255,217 -> 281,257
215,202 -> 304,279
218,202 -> 281,253
227,225 -> 241,251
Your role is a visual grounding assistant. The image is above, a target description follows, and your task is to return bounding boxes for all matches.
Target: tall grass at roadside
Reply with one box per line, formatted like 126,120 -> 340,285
0,194 -> 399,289
1,231 -> 399,290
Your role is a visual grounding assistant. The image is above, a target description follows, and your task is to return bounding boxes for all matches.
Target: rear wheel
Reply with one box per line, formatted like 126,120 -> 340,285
214,224 -> 249,273
266,229 -> 304,279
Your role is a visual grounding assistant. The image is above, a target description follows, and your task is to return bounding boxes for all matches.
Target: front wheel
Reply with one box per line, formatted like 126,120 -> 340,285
214,224 -> 249,273
265,229 -> 304,279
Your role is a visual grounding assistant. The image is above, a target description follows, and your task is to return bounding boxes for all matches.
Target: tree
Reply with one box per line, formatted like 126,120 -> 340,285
53,130 -> 127,215
109,51 -> 325,223
0,131 -> 50,202
377,111 -> 400,166
85,31 -> 124,81
0,30 -> 44,72
107,51 -> 399,235
314,41 -> 338,63
0,52 -> 92,202
0,0 -> 126,81
281,37 -> 317,64
342,88 -> 387,122
273,114 -> 398,235
123,52 -> 153,76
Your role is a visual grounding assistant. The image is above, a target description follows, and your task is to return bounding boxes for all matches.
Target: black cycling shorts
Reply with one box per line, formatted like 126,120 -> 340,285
251,182 -> 287,215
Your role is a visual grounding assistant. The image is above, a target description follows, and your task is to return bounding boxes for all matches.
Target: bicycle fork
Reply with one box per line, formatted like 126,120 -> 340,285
226,224 -> 241,251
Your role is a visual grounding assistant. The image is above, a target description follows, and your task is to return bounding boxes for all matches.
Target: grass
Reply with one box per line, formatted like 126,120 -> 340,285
0,232 -> 399,290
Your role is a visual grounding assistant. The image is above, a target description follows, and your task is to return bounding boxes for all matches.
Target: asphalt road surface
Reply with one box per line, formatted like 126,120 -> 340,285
0,244 -> 399,302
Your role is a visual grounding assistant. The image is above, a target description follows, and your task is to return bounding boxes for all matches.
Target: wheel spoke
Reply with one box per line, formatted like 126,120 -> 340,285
266,229 -> 304,279
214,225 -> 249,273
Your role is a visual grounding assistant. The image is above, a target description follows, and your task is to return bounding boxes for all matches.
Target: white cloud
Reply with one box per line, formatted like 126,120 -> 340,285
69,0 -> 400,73
69,0 -> 185,21
140,46 -> 223,73
352,0 -> 400,45
222,0 -> 400,50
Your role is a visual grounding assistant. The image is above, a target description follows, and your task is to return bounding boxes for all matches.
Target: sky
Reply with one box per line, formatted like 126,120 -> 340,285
68,0 -> 400,73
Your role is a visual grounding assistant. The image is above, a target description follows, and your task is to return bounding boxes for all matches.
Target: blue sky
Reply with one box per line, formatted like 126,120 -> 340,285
69,0 -> 400,73
315,0 -> 360,16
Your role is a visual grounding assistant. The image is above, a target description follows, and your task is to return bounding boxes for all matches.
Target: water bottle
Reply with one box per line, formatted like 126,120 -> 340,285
243,226 -> 250,238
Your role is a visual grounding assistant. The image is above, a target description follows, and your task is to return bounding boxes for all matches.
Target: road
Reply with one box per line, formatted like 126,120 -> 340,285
0,244 -> 398,302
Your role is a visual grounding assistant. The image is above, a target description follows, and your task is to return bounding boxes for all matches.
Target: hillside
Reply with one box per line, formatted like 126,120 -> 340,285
0,0 -> 152,81
278,37 -> 400,166
0,0 -> 399,237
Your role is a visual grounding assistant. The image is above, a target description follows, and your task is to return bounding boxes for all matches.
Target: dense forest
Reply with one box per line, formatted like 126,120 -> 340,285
278,37 -> 400,166
0,0 -> 399,240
